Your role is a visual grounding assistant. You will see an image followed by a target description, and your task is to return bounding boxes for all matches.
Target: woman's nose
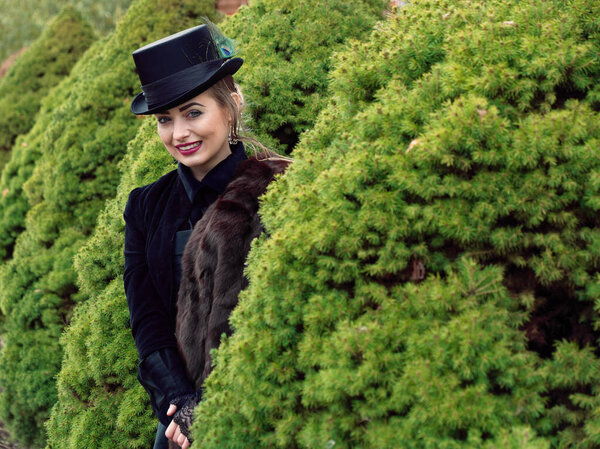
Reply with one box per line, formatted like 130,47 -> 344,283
173,118 -> 191,141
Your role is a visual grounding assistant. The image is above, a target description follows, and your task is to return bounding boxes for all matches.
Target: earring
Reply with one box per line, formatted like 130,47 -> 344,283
228,124 -> 238,145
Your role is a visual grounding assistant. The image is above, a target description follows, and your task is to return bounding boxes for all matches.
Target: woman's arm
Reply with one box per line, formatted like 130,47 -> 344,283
123,188 -> 195,426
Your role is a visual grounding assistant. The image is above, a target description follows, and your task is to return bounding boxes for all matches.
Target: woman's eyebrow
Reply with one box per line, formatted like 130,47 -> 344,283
179,102 -> 205,111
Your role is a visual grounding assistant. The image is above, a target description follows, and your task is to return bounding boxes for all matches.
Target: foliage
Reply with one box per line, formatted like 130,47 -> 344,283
44,1 -> 390,447
191,0 -> 600,447
0,5 -> 99,263
46,119 -> 176,449
0,0 -> 132,63
0,6 -> 95,167
0,0 -> 218,445
221,0 -> 388,153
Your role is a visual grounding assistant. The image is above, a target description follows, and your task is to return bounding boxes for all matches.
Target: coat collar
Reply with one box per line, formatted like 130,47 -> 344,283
176,142 -> 247,203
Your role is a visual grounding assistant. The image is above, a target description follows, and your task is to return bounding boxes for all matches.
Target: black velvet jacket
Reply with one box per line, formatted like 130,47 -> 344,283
123,144 -> 246,424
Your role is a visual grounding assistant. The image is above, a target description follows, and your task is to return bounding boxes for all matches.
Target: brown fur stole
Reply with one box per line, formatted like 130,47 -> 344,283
176,156 -> 289,390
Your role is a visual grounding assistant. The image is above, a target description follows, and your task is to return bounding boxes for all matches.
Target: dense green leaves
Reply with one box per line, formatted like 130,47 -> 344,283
44,0 -> 388,447
0,7 -> 94,257
0,0 -> 132,63
0,0 -> 216,446
191,0 -> 600,447
222,0 -> 388,153
0,6 -> 94,167
46,119 -> 176,449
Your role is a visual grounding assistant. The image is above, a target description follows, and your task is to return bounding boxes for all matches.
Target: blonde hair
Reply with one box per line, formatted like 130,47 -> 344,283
209,76 -> 292,162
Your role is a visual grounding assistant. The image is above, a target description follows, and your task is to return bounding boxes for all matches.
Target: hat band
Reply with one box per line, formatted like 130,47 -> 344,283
141,59 -> 226,109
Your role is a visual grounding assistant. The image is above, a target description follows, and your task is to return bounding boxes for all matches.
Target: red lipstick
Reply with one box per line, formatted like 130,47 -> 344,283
176,140 -> 202,155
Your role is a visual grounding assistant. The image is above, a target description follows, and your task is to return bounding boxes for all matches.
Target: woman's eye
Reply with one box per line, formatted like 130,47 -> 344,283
188,110 -> 202,118
157,116 -> 171,124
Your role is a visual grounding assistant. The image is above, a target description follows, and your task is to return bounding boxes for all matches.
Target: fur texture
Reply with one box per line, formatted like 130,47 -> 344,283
176,156 -> 289,389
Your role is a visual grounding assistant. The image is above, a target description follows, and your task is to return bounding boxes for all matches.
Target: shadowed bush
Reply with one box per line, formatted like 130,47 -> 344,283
0,7 -> 95,247
222,0 -> 388,153
46,0 -> 389,447
191,0 -> 600,447
0,0 -> 217,446
0,6 -> 95,165
46,119 -> 175,449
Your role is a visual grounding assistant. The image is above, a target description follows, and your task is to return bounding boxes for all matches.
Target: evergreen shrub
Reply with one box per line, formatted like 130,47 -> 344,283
0,0 -> 133,63
0,6 -> 95,166
46,119 -> 176,449
46,1 -> 391,447
0,79 -> 76,262
191,0 -> 600,447
221,0 -> 388,153
0,0 -> 217,445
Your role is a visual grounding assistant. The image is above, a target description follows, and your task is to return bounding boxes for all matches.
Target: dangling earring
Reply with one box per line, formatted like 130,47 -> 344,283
228,124 -> 238,145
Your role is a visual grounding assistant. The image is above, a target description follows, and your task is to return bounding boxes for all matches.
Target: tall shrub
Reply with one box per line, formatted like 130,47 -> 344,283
222,0 -> 388,153
47,0 -> 389,447
45,119 -> 175,449
192,0 -> 600,448
0,0 -> 217,445
0,0 -> 132,63
0,77 -> 80,262
0,6 -> 95,161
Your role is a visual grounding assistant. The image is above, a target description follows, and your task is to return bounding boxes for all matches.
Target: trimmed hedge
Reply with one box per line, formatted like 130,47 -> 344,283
46,1 -> 389,447
0,0 -> 217,446
0,6 -> 95,163
221,0 -> 388,153
45,118 -> 175,449
191,0 -> 600,448
0,0 -> 132,64
0,12 -> 100,263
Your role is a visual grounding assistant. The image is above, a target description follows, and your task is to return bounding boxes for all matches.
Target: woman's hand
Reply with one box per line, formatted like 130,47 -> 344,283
165,404 -> 191,449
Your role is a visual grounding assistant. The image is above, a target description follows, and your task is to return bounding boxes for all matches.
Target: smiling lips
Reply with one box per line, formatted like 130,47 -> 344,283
176,140 -> 202,155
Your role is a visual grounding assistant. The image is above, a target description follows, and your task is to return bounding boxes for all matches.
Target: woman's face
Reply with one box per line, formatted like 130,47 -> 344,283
155,89 -> 233,181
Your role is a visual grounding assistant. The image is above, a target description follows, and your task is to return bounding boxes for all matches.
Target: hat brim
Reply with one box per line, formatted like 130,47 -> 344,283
130,57 -> 243,115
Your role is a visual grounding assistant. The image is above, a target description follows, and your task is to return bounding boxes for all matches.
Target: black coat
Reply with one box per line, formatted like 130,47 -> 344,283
124,167 -> 198,424
124,169 -> 190,359
123,146 -> 246,424
124,144 -> 247,360
123,148 -> 288,425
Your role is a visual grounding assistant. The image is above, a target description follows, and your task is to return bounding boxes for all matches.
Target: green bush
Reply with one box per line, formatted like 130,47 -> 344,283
0,0 -> 217,445
0,87 -> 73,263
191,0 -> 600,447
221,0 -> 388,153
46,1 -> 389,447
0,6 -> 95,163
0,0 -> 133,63
0,17 -> 98,263
46,118 -> 176,449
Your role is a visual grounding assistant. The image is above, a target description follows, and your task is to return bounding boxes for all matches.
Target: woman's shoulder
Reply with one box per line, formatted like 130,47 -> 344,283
128,168 -> 179,201
238,153 -> 292,178
125,168 -> 180,218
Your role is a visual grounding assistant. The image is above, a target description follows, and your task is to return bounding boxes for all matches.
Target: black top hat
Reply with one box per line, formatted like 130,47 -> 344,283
130,23 -> 243,115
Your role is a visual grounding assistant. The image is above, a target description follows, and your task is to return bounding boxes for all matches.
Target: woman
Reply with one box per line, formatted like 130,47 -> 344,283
124,22 -> 289,449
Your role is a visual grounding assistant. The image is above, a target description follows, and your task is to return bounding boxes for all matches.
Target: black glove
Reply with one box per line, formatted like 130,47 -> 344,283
170,391 -> 202,439
137,348 -> 195,426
